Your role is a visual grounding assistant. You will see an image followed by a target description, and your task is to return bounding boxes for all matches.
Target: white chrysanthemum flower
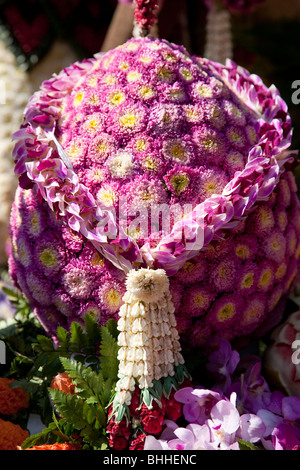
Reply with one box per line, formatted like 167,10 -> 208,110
108,150 -> 134,178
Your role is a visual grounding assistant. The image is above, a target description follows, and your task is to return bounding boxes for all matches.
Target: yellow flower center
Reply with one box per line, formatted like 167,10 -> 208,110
73,92 -> 84,106
109,91 -> 125,106
97,188 -> 116,206
30,212 -> 40,234
119,62 -> 129,70
194,293 -> 208,308
180,68 -> 193,81
135,139 -> 147,152
258,269 -> 272,288
157,67 -> 173,82
205,181 -> 217,192
88,94 -> 100,106
170,174 -> 189,195
140,86 -> 155,100
127,70 -> 142,82
86,75 -> 98,87
39,249 -> 57,268
217,303 -> 235,322
107,289 -> 121,307
195,83 -> 213,98
143,157 -> 158,171
120,112 -> 137,129
275,262 -> 287,280
241,273 -> 254,289
170,144 -> 185,160
183,261 -> 195,273
103,74 -> 117,85
235,245 -> 250,259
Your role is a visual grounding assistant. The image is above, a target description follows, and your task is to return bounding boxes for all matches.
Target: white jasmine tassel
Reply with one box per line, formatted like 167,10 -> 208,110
204,1 -> 233,64
111,267 -> 187,421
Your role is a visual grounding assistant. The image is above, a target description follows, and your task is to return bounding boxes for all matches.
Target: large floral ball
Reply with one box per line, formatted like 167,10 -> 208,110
8,36 -> 300,350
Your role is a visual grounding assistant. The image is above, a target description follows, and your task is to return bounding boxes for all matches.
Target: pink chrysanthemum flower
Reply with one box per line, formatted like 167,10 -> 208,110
98,278 -> 125,317
62,259 -> 94,300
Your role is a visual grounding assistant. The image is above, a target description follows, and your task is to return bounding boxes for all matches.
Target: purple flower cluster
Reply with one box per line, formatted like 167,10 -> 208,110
144,339 -> 300,450
8,36 -> 300,348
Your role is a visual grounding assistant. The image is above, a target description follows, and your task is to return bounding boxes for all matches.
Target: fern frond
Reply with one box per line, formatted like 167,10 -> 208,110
99,325 -> 119,381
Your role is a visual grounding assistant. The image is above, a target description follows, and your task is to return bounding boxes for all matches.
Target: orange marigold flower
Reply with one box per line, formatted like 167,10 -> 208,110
0,418 -> 29,450
25,442 -> 81,450
50,372 -> 76,395
0,378 -> 30,415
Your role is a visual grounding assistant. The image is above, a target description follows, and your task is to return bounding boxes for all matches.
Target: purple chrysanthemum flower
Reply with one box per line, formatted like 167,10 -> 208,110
34,231 -> 67,278
98,278 -> 125,317
183,284 -> 215,317
210,257 -> 238,292
207,293 -> 244,330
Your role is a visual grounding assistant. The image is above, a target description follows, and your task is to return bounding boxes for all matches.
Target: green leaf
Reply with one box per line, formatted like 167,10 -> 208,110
35,334 -> 55,352
105,318 -> 119,340
80,426 -> 108,449
152,379 -> 163,399
70,321 -> 87,352
116,403 -> 127,423
21,421 -> 66,449
60,357 -> 101,396
84,314 -> 101,347
142,388 -> 152,407
163,376 -> 173,398
99,325 -> 119,381
56,326 -> 70,348
237,439 -> 263,451
49,388 -> 88,430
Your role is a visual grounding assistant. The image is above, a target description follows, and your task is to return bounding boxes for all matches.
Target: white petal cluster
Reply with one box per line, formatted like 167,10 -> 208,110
115,268 -> 184,405
108,151 -> 134,178
204,3 -> 233,64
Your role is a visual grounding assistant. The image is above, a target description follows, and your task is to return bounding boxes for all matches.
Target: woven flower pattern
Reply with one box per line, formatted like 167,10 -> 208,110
8,36 -> 300,349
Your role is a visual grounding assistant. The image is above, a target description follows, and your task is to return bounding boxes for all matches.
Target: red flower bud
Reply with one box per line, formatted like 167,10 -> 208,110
109,436 -> 129,450
129,431 -> 147,450
165,398 -> 182,422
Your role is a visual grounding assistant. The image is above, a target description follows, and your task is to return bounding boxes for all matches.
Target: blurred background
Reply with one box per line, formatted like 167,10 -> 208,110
0,0 -> 299,272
